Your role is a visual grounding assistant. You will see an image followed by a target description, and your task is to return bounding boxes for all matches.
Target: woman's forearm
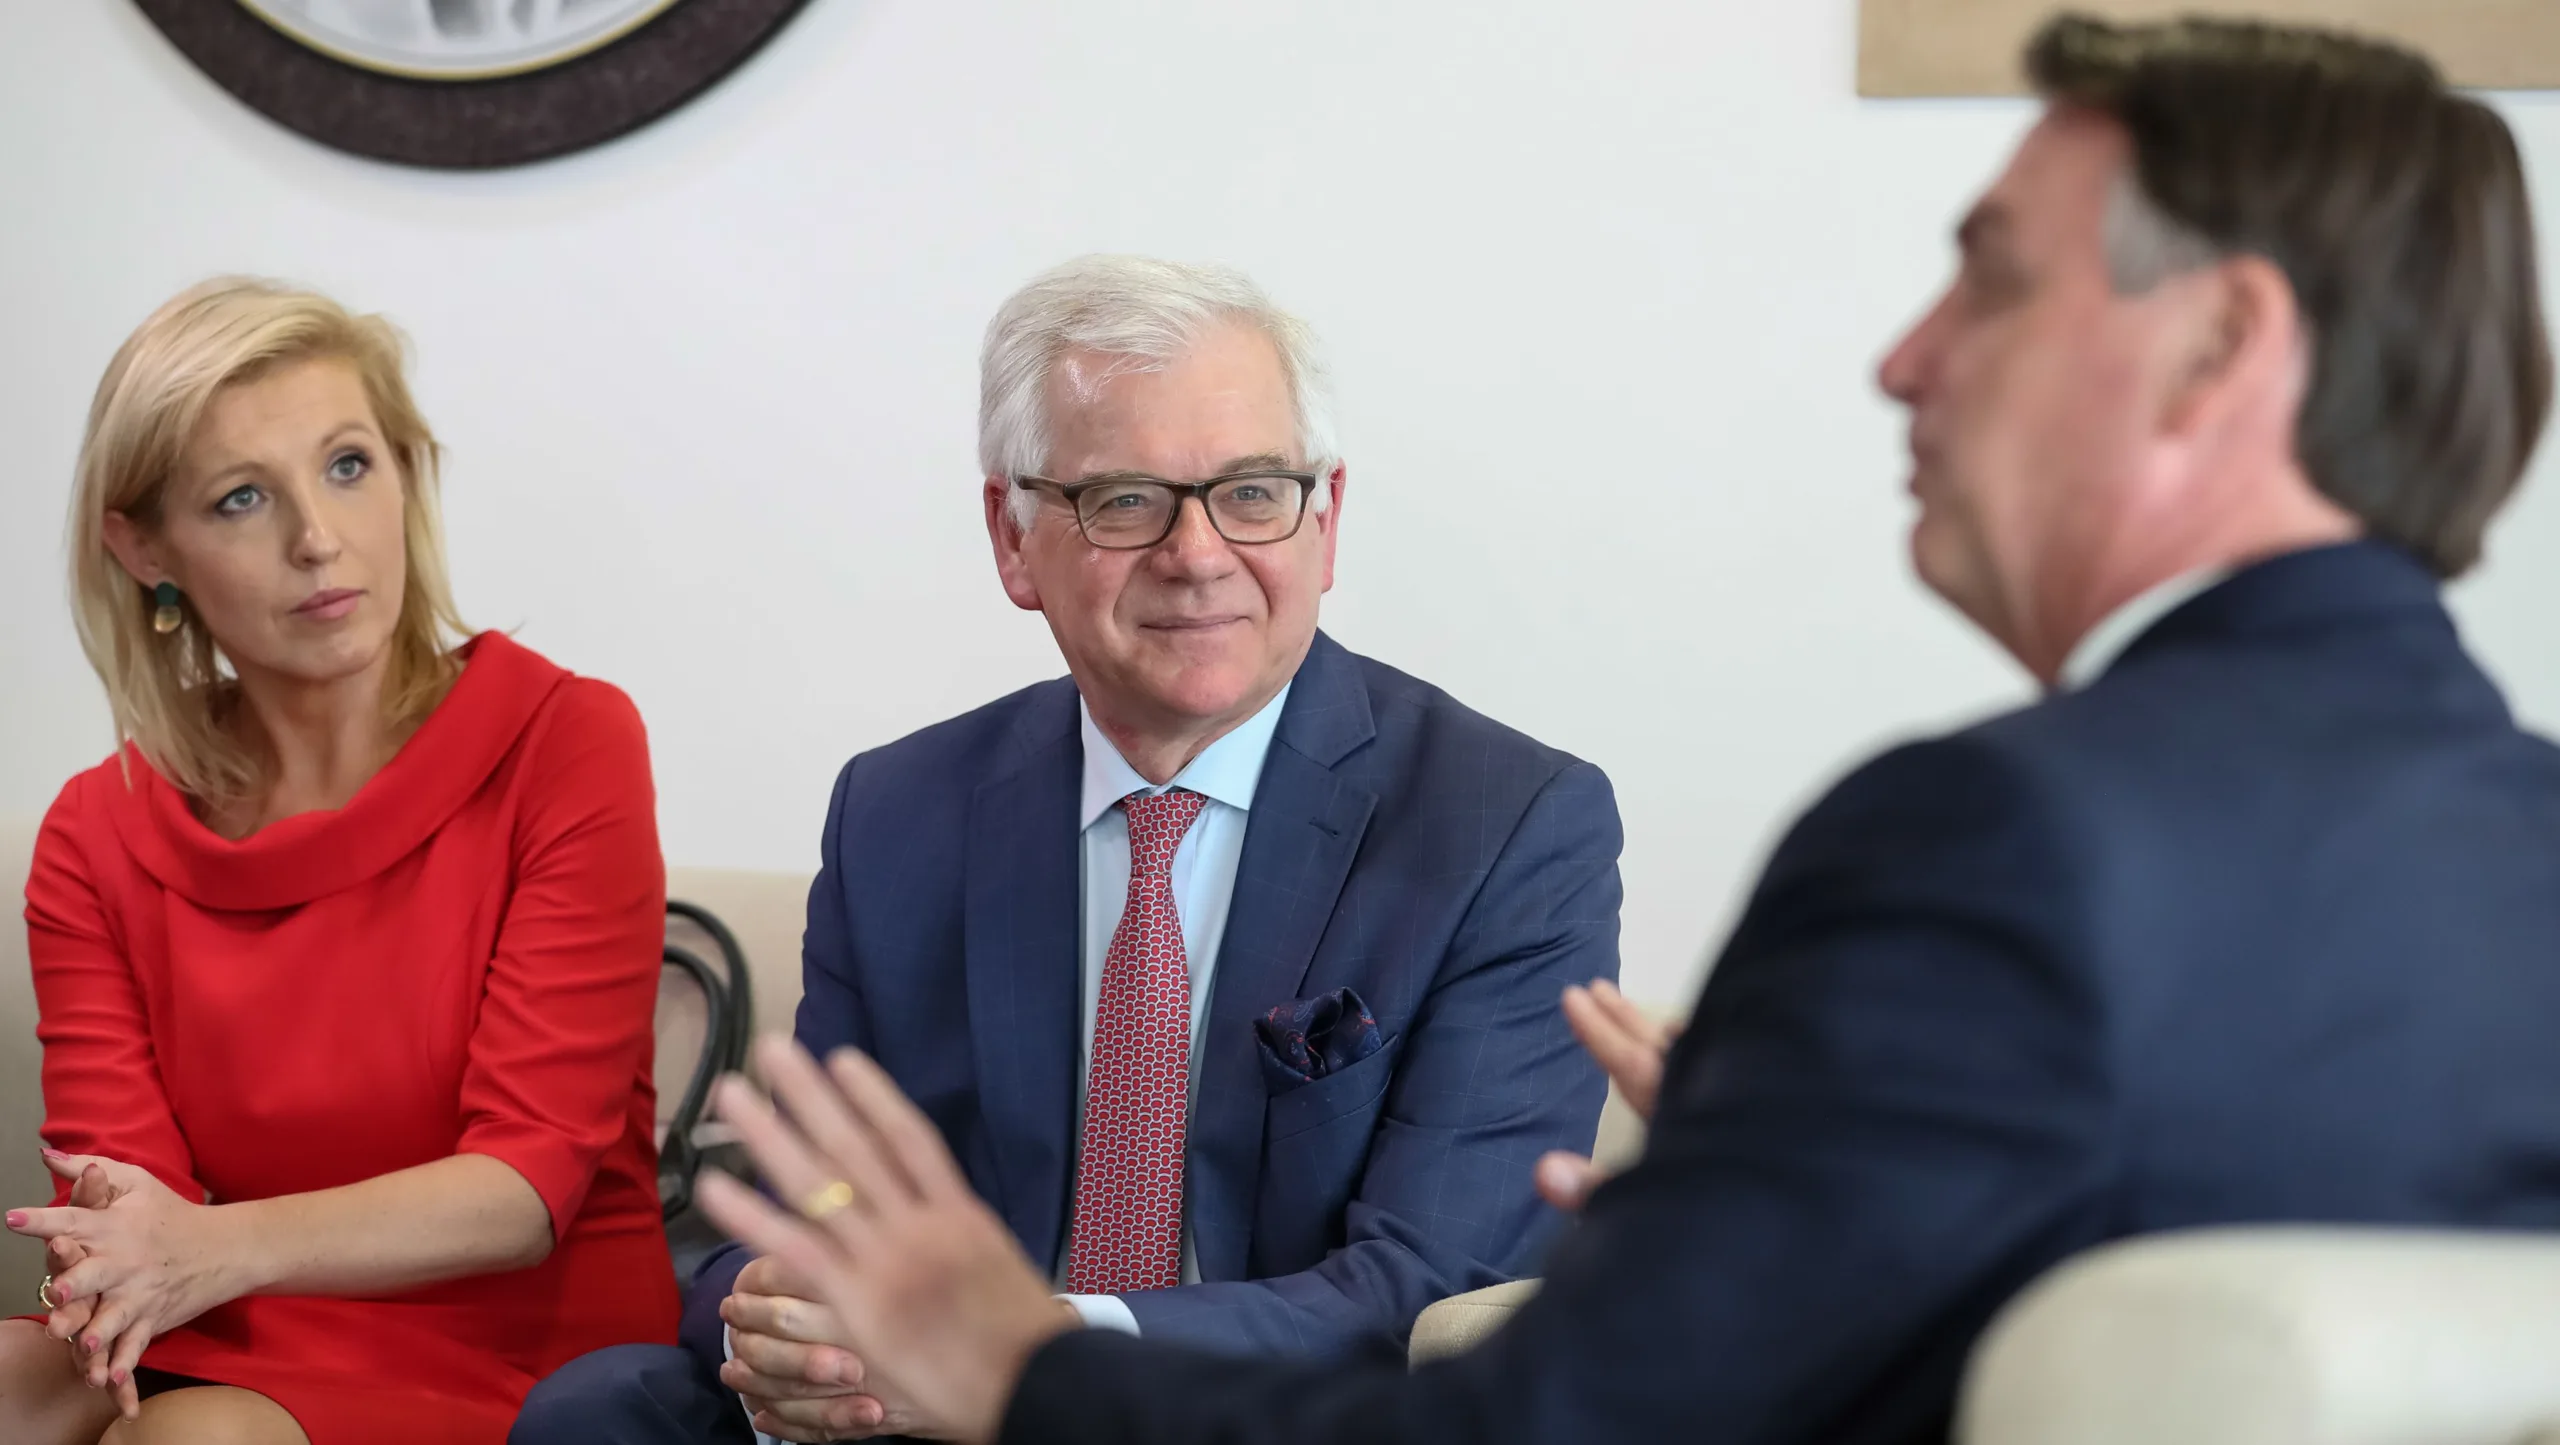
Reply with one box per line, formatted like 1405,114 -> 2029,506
207,1153 -> 554,1300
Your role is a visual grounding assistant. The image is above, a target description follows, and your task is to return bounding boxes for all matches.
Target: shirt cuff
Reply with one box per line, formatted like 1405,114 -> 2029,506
1059,1293 -> 1142,1336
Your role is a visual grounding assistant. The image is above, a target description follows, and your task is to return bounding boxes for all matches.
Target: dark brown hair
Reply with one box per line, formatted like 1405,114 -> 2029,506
2029,13 -> 2551,577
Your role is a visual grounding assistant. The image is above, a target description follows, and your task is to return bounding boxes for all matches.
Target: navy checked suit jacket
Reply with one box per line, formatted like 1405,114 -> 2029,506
997,542 -> 2560,1445
684,630 -> 1623,1362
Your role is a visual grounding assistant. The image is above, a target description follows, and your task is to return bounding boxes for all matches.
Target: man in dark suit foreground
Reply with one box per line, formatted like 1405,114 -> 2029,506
515,255 -> 1619,1443
694,14 -> 2560,1444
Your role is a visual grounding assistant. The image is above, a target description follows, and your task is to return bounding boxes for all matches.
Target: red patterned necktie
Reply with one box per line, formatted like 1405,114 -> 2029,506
1064,787 -> 1210,1294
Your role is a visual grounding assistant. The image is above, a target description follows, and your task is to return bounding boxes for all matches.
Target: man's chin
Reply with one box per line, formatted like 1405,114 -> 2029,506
1908,515 -> 1974,606
1139,675 -> 1263,727
1116,649 -> 1269,724
1086,621 -> 1315,724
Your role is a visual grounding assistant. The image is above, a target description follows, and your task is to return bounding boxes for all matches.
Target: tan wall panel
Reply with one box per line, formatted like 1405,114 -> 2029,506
1860,0 -> 2560,96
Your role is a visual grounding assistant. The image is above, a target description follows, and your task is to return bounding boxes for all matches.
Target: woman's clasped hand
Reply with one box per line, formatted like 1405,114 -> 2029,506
11,1151 -> 232,1421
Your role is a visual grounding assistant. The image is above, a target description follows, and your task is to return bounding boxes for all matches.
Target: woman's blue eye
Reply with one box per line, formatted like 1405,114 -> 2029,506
327,450 -> 370,483
214,485 -> 261,517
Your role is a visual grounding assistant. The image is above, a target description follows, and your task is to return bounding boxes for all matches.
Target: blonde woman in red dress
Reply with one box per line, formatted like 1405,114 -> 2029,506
1,279 -> 680,1444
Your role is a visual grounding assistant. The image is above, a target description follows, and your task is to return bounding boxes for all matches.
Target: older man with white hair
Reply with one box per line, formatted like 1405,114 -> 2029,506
511,255 -> 1625,1444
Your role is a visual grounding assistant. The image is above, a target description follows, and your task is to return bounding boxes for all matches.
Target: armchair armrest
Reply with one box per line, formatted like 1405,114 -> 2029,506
1409,1280 -> 1541,1366
1958,1228 -> 2560,1445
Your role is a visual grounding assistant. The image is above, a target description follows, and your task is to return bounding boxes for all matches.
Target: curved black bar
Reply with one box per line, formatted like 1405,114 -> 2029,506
666,899 -> 755,1077
657,942 -> 728,1222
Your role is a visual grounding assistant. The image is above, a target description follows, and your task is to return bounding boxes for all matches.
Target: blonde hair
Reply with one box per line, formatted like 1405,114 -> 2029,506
68,277 -> 470,803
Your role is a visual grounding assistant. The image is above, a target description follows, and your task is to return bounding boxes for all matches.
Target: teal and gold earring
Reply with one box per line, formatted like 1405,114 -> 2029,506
151,581 -> 182,636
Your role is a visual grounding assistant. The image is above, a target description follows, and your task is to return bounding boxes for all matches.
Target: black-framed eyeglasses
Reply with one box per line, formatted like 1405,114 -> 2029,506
1015,469 -> 1320,550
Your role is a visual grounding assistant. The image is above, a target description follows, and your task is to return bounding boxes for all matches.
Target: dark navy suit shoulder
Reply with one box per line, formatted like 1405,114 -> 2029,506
1330,647 -> 1609,846
838,676 -> 1078,787
1344,649 -> 1590,770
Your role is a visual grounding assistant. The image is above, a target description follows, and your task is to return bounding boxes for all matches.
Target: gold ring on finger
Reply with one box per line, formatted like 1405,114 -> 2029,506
37,1275 -> 61,1312
798,1179 -> 857,1221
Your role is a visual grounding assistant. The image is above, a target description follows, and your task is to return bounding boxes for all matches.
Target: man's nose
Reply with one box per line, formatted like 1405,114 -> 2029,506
1877,298 -> 1946,406
1150,496 -> 1235,575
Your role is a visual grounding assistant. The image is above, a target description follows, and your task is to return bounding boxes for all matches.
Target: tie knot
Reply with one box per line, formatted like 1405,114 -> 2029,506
1121,788 -> 1207,876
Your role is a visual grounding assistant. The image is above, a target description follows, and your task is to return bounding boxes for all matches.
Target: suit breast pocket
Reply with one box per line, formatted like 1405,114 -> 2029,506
1263,1034 -> 1400,1145
1251,1035 -> 1402,1273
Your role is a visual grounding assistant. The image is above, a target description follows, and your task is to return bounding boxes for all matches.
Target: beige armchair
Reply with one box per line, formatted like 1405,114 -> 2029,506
1956,1227 -> 2560,1445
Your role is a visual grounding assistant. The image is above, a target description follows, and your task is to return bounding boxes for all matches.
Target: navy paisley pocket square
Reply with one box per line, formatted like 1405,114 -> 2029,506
1254,986 -> 1385,1091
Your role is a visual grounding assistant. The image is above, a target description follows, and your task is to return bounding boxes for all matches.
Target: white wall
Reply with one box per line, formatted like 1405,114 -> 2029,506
4,2 -> 2557,1006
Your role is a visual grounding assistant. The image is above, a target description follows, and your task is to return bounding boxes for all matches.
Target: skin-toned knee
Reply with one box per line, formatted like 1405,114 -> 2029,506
0,1319 -> 119,1445
94,1387 -> 308,1445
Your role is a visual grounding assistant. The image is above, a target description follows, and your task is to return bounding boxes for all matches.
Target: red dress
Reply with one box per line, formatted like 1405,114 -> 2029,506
24,632 -> 680,1442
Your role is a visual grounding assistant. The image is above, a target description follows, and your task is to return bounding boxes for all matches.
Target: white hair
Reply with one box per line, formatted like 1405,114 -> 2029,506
2103,167 -> 2226,293
979,254 -> 1339,530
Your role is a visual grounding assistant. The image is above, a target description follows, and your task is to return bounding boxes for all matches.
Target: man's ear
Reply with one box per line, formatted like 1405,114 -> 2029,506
99,510 -> 167,590
2161,254 -> 2306,443
983,477 -> 1044,613
1316,462 -> 1346,594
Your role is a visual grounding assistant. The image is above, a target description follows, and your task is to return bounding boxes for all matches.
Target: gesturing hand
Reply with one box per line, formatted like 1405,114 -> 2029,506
7,1151 -> 243,1411
697,1038 -> 1075,1445
1566,978 -> 1680,1119
1535,980 -> 1685,1214
720,1253 -> 893,1441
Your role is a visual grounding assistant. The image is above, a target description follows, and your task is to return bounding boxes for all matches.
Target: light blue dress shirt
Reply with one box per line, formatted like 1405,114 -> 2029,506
1056,682 -> 1290,1335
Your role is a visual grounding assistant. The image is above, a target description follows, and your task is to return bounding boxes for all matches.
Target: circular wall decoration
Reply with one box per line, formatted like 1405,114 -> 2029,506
132,0 -> 815,169
236,0 -> 688,81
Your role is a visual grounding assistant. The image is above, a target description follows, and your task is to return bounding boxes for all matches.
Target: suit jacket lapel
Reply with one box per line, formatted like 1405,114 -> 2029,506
1188,632 -> 1378,1281
964,681 -> 1084,1272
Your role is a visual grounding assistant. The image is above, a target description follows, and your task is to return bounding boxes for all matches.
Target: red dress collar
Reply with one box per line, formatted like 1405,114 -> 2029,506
106,632 -> 568,910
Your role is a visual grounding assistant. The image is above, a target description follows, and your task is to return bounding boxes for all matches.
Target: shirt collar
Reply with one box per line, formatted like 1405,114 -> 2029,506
2057,566 -> 2232,692
1079,683 -> 1292,830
